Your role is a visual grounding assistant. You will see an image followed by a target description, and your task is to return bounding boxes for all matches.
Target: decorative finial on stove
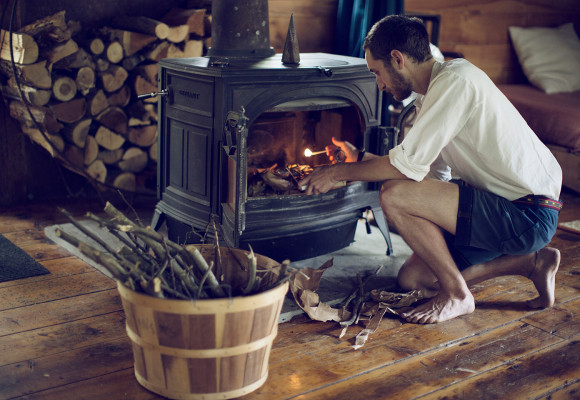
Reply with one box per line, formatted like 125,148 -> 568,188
282,13 -> 300,65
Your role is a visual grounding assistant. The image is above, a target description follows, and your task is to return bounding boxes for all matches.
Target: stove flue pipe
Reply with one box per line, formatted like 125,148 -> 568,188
208,0 -> 275,58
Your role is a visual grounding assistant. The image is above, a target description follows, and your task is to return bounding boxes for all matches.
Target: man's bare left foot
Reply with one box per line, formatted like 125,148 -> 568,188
400,291 -> 475,324
527,247 -> 560,309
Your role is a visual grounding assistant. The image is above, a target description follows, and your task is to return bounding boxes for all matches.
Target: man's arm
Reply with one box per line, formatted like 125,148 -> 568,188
299,155 -> 409,195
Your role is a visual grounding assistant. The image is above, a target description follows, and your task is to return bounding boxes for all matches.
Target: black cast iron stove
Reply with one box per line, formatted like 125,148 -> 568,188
152,0 -> 395,262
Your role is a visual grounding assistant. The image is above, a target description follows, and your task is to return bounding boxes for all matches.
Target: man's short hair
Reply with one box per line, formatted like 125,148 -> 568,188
363,15 -> 432,65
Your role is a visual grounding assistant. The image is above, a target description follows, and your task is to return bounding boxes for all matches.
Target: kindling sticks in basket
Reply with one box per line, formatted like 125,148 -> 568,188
55,202 -> 291,300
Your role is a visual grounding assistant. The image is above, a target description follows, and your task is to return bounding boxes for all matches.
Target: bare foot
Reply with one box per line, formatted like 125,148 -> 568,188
527,247 -> 560,309
400,291 -> 475,324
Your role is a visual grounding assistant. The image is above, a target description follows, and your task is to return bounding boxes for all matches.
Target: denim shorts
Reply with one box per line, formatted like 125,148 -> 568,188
444,185 -> 561,270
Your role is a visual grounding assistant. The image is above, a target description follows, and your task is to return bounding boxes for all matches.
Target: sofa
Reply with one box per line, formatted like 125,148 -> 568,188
498,84 -> 580,193
498,22 -> 580,194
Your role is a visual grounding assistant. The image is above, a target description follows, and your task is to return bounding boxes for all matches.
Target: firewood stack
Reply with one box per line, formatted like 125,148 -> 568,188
0,7 -> 211,193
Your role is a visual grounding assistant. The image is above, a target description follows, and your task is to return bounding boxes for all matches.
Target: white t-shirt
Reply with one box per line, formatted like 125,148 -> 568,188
389,59 -> 562,201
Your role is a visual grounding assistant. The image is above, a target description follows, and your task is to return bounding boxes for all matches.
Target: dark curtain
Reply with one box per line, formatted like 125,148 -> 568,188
334,0 -> 404,58
334,0 -> 405,130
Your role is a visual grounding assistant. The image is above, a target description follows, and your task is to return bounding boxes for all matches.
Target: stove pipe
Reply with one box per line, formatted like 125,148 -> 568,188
208,0 -> 275,58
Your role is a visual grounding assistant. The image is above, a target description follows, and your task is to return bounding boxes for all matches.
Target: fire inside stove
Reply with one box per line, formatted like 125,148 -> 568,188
245,105 -> 362,197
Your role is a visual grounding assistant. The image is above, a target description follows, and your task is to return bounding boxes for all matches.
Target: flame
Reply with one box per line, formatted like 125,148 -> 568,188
304,148 -> 325,157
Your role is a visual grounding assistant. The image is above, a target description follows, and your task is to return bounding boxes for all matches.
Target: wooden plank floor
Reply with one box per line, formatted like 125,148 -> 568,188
1,190 -> 579,400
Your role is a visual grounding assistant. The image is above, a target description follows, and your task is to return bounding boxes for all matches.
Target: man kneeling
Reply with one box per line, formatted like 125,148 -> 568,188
299,15 -> 562,324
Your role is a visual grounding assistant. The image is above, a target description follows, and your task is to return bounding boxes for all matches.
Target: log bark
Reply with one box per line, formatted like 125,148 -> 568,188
162,8 -> 206,37
121,53 -> 145,71
96,106 -> 128,135
0,59 -> 51,89
2,77 -> 52,106
63,144 -> 85,168
52,75 -> 77,101
134,63 -> 158,85
20,125 -> 65,156
95,125 -> 125,150
126,100 -> 156,122
107,85 -> 131,108
134,75 -> 157,103
53,47 -> 95,70
19,10 -> 69,44
9,100 -> 62,133
112,16 -> 170,40
50,97 -> 87,123
101,28 -> 157,57
145,41 -> 170,62
43,38 -> 79,67
0,29 -> 39,64
62,118 -> 92,147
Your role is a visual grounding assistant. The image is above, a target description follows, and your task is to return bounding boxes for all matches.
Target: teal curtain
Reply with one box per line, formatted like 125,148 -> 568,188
334,0 -> 405,128
335,0 -> 404,58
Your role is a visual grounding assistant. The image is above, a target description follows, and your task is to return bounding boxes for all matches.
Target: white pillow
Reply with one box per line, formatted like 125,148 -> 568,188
508,23 -> 580,93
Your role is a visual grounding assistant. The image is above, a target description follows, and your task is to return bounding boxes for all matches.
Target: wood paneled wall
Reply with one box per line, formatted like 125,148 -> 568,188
269,0 -> 339,53
405,0 -> 580,84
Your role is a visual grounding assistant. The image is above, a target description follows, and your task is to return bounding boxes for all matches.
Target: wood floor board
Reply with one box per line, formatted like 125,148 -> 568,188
0,257 -> 98,290
0,311 -> 126,366
1,230 -> 47,247
270,322 -> 562,400
419,339 -> 580,400
0,270 -> 116,310
0,189 -> 578,399
12,368 -> 163,400
535,379 -> 580,400
522,297 -> 580,339
16,240 -> 79,263
0,288 -> 122,336
0,337 -> 133,399
249,294 -> 567,399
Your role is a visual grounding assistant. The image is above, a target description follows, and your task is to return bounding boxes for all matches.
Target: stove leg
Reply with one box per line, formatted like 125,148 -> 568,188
369,205 -> 394,256
150,208 -> 166,232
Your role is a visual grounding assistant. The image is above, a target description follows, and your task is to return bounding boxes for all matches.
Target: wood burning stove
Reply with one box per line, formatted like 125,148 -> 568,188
151,0 -> 395,262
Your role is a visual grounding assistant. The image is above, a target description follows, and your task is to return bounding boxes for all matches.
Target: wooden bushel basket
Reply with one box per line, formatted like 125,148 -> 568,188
117,245 -> 289,400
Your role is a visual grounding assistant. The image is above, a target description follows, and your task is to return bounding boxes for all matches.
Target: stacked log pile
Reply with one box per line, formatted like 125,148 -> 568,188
1,8 -> 211,193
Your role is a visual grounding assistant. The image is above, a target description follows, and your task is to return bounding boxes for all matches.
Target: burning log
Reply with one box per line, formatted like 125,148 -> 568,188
250,164 -> 314,196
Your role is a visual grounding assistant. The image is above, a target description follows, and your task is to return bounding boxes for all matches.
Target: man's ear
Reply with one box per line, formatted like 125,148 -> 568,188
390,50 -> 405,70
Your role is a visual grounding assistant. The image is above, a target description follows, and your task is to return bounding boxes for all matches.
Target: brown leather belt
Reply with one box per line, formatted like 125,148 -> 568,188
512,195 -> 563,211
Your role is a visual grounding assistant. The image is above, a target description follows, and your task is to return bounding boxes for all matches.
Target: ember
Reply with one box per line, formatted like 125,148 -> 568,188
249,164 -> 313,196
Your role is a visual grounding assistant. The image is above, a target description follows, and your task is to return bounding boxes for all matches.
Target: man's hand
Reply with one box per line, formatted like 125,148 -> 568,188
327,137 -> 359,163
298,165 -> 338,195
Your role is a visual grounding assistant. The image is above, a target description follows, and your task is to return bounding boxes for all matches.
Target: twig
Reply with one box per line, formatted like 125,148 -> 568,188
242,246 -> 257,295
59,208 -> 122,261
